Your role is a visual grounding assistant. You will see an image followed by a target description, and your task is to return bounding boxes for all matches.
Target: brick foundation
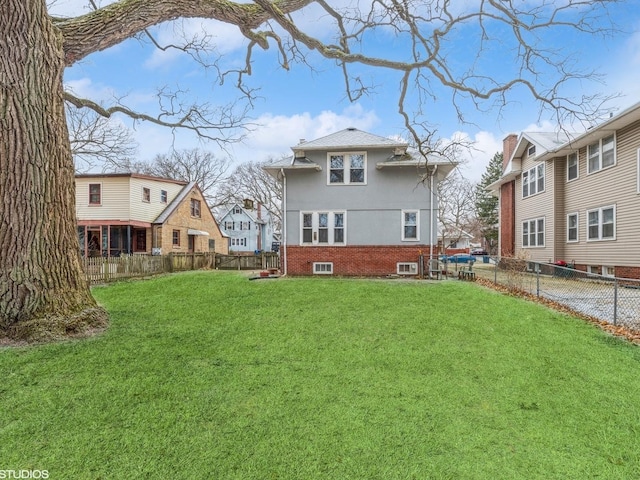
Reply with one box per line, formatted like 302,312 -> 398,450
573,264 -> 640,280
284,245 -> 435,276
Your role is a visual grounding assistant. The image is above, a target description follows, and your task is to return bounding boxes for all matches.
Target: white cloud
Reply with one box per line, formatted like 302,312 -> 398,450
126,104 -> 381,164
446,130 -> 503,183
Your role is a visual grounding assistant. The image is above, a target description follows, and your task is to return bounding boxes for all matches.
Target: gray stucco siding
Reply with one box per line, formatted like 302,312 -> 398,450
286,208 -> 435,246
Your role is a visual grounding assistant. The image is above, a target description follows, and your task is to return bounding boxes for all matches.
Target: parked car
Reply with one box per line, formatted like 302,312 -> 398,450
440,253 -> 476,264
471,248 -> 488,256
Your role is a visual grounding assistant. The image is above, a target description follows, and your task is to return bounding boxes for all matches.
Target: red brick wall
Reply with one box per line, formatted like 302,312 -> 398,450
285,245 -> 434,276
573,264 -> 640,280
500,182 -> 515,257
500,134 -> 518,257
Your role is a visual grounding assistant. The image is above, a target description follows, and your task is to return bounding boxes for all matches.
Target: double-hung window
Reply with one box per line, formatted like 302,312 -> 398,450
89,183 -> 101,205
190,199 -> 201,218
522,217 -> 545,247
522,163 -> 544,198
567,213 -> 578,242
567,152 -> 578,181
328,153 -> 366,185
301,211 -> 346,245
402,210 -> 419,241
587,205 -> 615,241
587,134 -> 615,173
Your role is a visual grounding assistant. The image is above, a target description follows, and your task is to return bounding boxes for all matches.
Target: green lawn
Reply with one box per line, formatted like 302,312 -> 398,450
2,271 -> 640,479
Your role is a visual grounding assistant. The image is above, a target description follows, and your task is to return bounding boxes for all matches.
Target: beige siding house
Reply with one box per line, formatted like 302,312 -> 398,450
76,173 -> 228,257
490,100 -> 640,278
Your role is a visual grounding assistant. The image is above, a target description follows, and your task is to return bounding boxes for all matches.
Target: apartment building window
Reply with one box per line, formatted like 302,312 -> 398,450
89,183 -> 101,205
300,211 -> 346,245
522,217 -> 545,247
567,152 -> 578,181
328,153 -> 366,185
587,134 -> 615,174
402,210 -> 419,241
172,230 -> 180,246
160,190 -> 167,203
190,199 -> 201,218
587,205 -> 615,241
142,187 -> 150,203
522,163 -> 544,198
567,213 -> 578,242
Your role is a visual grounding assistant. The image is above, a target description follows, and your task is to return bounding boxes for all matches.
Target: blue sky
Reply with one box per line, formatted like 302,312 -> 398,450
52,1 -> 640,182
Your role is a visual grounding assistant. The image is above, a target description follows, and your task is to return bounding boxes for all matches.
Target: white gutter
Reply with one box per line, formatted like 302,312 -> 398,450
280,168 -> 287,276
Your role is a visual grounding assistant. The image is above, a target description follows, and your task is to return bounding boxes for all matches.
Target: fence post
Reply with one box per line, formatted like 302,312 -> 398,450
494,257 -> 498,284
613,279 -> 618,326
536,266 -> 540,297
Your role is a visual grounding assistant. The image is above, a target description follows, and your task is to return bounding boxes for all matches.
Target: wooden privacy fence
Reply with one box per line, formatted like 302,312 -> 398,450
214,253 -> 280,271
83,252 -> 280,284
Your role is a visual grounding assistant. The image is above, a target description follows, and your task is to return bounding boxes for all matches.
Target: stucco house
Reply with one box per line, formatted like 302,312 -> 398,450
489,100 -> 640,278
218,201 -> 276,253
264,128 -> 457,276
75,173 -> 228,257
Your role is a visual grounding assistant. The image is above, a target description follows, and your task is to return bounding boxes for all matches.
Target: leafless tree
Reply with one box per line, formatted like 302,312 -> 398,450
138,149 -> 231,204
437,170 -> 477,250
1,0 -> 623,340
216,158 -> 284,231
67,105 -> 138,173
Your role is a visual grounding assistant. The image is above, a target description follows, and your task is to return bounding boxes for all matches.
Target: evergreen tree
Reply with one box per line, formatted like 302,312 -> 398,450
474,152 -> 503,253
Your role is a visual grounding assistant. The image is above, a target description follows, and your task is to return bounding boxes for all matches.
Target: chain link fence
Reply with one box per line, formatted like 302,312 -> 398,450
472,258 -> 640,330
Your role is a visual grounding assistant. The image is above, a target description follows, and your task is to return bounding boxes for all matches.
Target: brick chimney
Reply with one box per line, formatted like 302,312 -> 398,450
503,134 -> 517,170
499,134 -> 518,257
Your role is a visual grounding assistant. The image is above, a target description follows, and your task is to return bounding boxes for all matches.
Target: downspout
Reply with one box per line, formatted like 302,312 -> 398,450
280,168 -> 287,276
429,165 -> 438,266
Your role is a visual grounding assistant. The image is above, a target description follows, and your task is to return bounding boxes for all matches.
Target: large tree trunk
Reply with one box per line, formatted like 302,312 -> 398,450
0,0 -> 108,342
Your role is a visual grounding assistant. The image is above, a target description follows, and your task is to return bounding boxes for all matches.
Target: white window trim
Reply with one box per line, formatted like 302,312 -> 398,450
527,144 -> 536,157
587,134 -> 616,174
521,216 -> 545,248
586,204 -> 616,242
567,152 -> 579,182
300,211 -> 347,246
397,262 -> 418,275
313,262 -> 333,275
522,163 -> 545,199
327,152 -> 367,185
566,212 -> 579,243
602,266 -> 615,278
401,210 -> 420,242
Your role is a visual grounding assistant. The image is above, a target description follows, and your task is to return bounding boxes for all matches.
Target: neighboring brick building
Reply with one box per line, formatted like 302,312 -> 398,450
264,128 -> 457,276
76,173 -> 228,257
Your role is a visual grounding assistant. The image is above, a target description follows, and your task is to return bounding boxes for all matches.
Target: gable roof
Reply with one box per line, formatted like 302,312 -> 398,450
490,100 -> 640,192
153,181 -> 197,224
219,203 -> 266,225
